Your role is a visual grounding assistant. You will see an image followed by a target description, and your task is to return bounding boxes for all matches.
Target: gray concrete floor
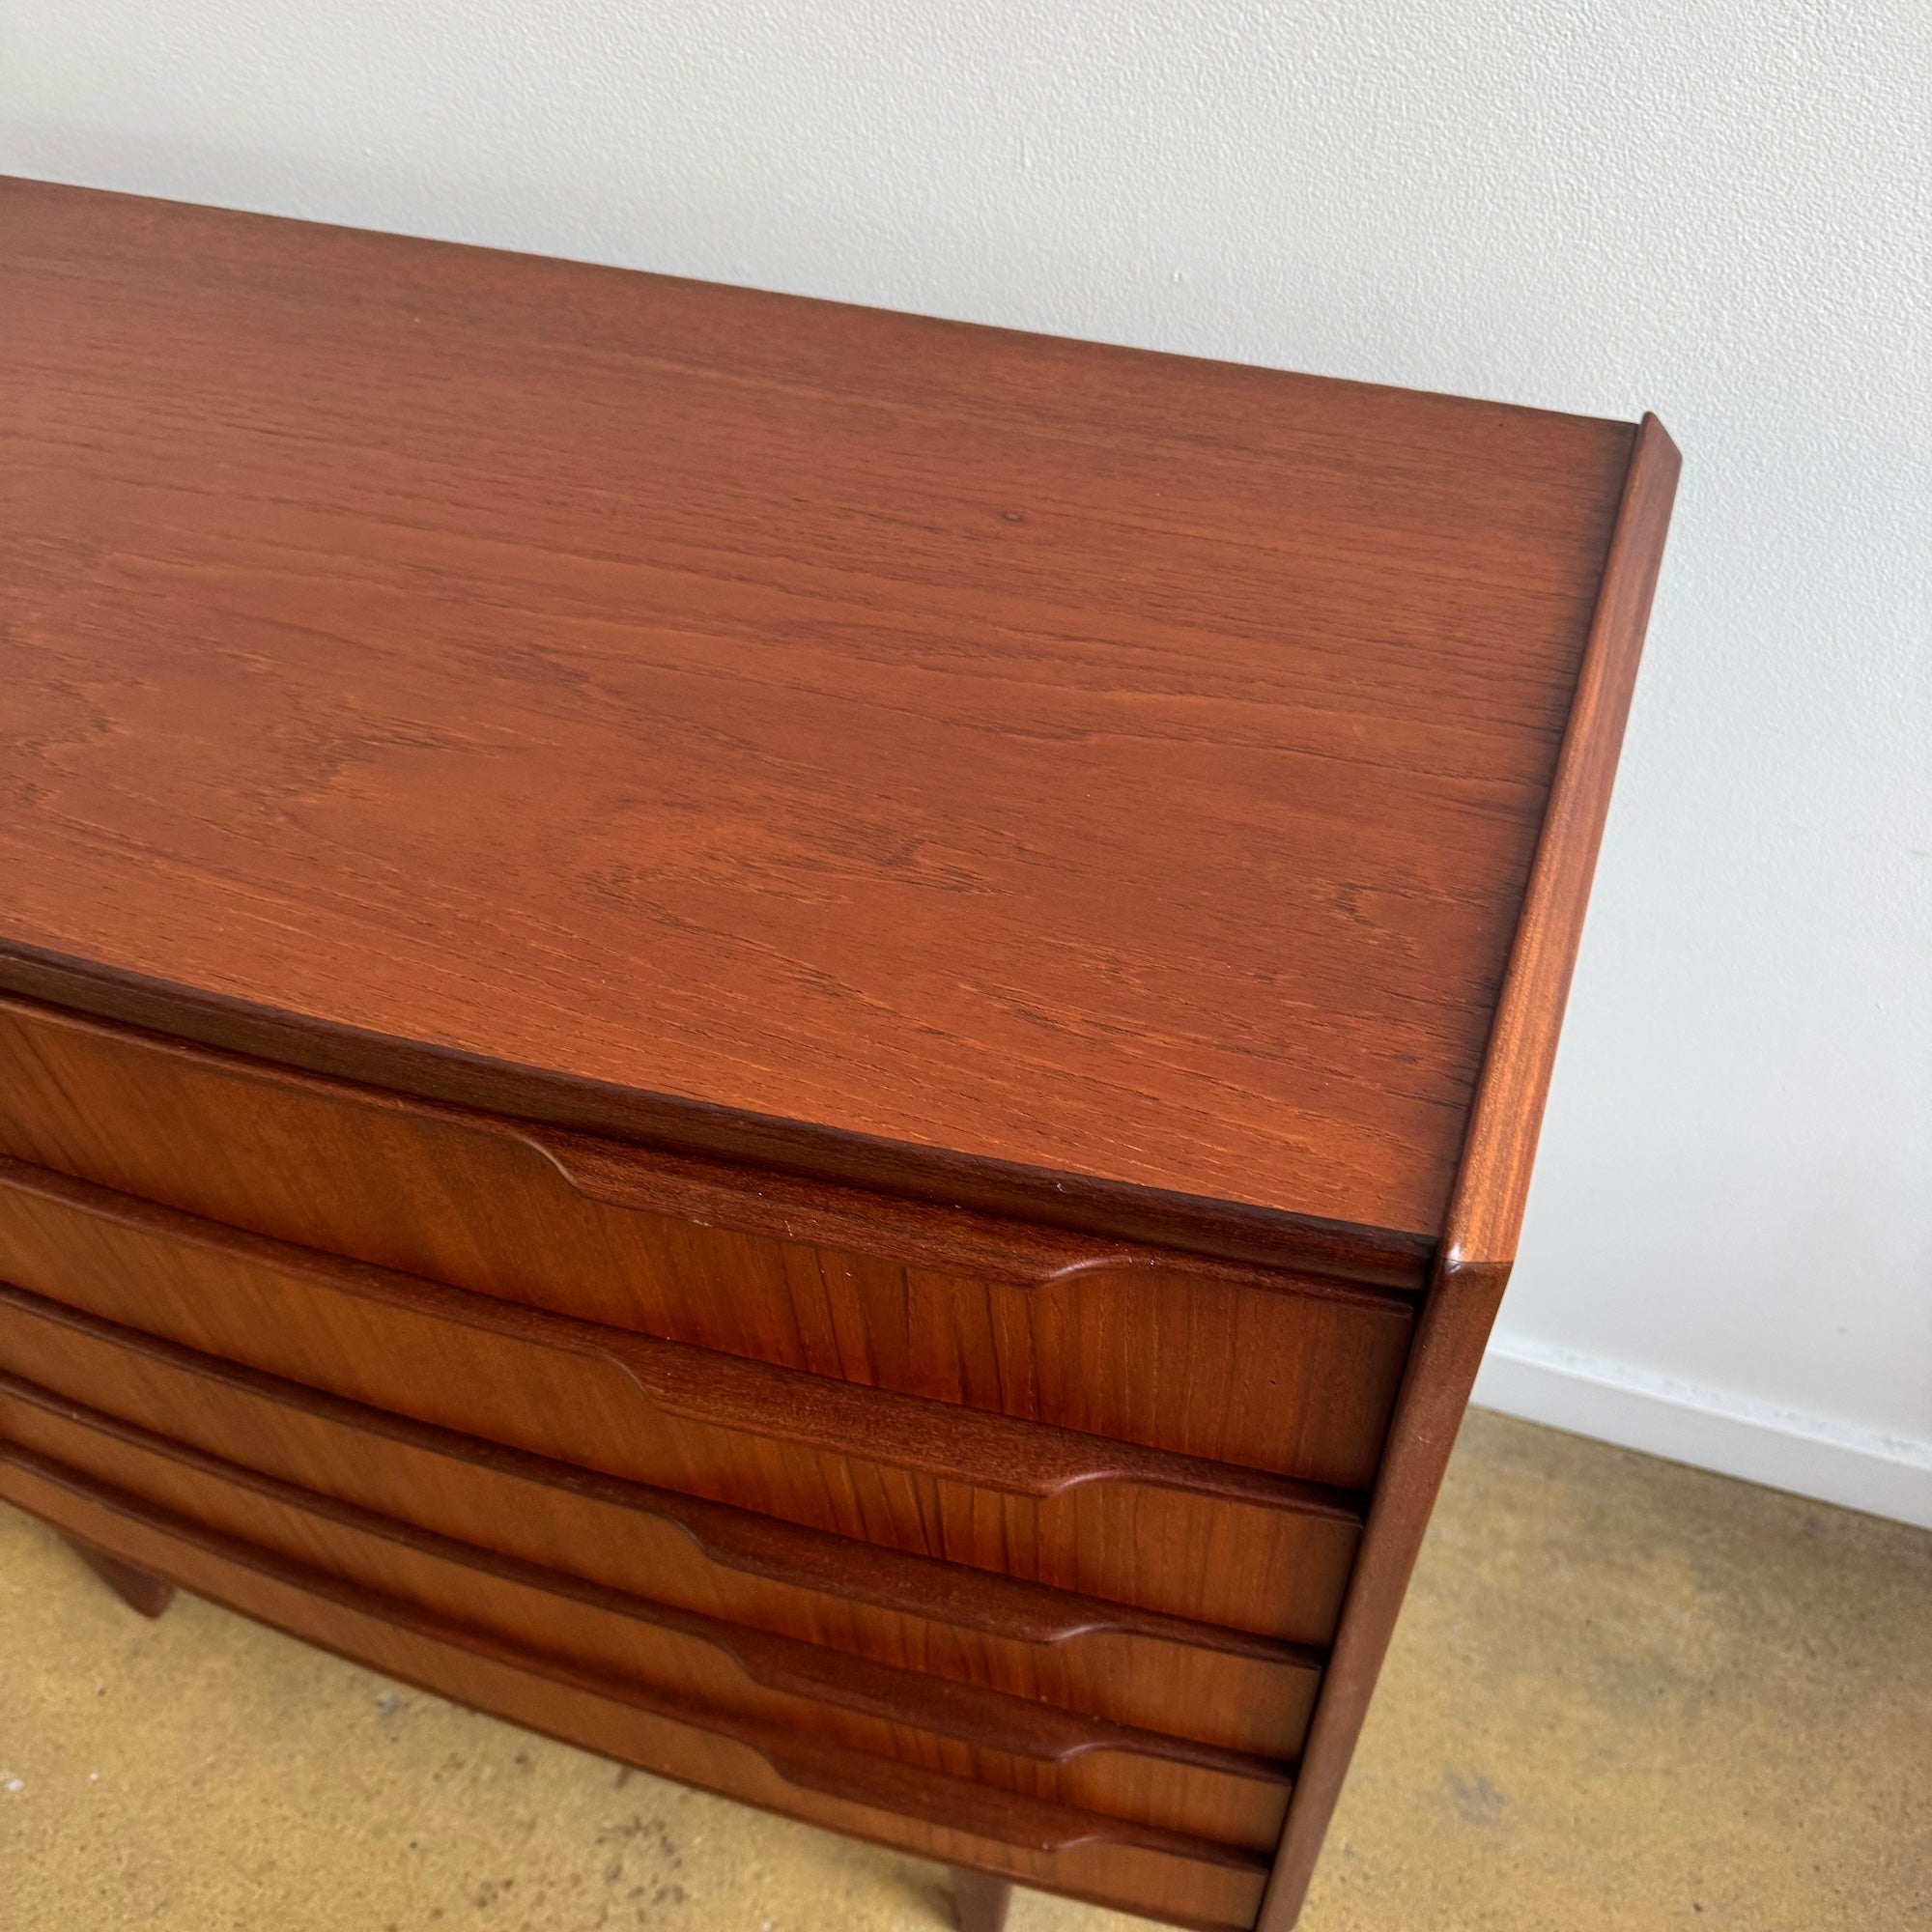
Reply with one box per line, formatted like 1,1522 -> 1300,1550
3,1409 -> 1927,1931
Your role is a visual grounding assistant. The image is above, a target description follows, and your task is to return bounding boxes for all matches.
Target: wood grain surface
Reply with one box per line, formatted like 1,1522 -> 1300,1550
0,992 -> 1414,1481
0,1449 -> 1269,1931
0,1157 -> 1363,1637
0,1283 -> 1322,1757
0,1374 -> 1293,1848
0,177 -> 1682,1931
0,176 -> 1636,1242
1256,416 -> 1681,1928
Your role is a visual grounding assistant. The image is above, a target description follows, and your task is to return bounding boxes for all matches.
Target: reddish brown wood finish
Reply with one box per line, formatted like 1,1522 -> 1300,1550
0,957 -> 1424,1290
0,947 -> 1422,1292
0,994 -> 1414,1485
0,1450 -> 1266,1932
1256,415 -> 1681,1928
0,1375 -> 1292,1847
952,1867 -> 1014,1932
0,1285 -> 1322,1759
63,1535 -> 176,1618
0,1156 -> 1361,1638
0,176 -> 1635,1246
0,178 -> 1678,1929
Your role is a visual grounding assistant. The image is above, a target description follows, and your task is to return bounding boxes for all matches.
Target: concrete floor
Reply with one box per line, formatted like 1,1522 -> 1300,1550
2,1409 -> 1927,1932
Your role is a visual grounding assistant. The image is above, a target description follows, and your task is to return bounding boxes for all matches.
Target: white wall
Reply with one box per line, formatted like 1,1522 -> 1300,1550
5,1 -> 1928,1524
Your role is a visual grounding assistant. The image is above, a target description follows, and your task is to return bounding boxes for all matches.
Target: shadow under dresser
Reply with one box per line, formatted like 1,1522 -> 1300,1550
0,176 -> 1677,1930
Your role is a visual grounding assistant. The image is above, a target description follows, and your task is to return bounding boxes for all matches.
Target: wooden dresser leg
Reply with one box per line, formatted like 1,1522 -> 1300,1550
951,1867 -> 1012,1932
66,1537 -> 176,1619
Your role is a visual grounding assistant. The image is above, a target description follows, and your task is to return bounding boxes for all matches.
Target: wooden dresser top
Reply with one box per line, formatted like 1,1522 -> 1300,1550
0,177 -> 1670,1263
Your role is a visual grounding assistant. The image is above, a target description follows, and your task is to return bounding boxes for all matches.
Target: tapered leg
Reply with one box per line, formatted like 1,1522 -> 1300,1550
65,1537 -> 176,1618
951,1867 -> 1012,1932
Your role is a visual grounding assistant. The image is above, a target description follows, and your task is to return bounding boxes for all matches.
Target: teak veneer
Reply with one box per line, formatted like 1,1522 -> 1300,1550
0,1287 -> 1323,1758
0,175 -> 1677,1928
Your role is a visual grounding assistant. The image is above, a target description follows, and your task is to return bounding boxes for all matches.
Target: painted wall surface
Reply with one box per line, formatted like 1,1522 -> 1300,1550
5,2 -> 1928,1521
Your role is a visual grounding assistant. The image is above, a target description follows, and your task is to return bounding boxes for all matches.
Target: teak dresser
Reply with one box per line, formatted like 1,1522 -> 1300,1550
0,177 -> 1677,1930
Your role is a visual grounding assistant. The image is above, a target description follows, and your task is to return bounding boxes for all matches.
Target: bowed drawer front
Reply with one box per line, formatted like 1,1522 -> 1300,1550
0,998 -> 1378,1926
0,1286 -> 1325,1759
0,1148 -> 1365,1638
0,995 -> 1412,1487
0,1445 -> 1271,1931
0,1376 -> 1296,1849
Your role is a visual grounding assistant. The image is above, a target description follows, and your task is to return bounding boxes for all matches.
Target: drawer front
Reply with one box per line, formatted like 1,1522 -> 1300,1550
0,1376 -> 1291,1850
0,1284 -> 1320,1759
0,1449 -> 1267,1932
0,1159 -> 1362,1642
0,993 -> 1411,1486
